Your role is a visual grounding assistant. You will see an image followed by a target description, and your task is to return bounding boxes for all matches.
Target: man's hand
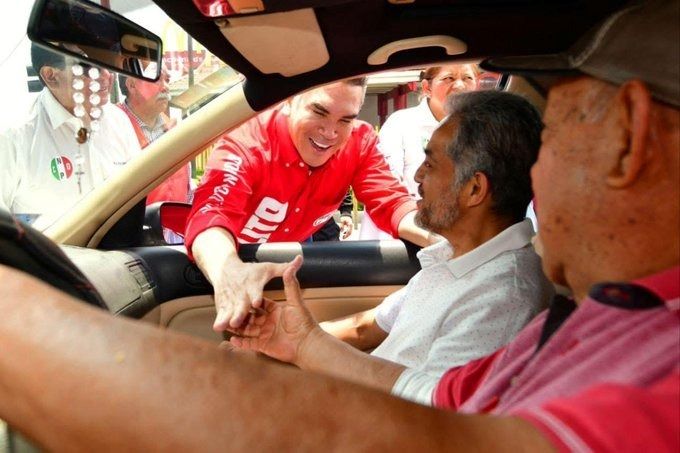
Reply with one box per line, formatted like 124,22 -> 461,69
229,255 -> 321,365
339,215 -> 354,240
211,260 -> 290,331
192,227 -> 290,331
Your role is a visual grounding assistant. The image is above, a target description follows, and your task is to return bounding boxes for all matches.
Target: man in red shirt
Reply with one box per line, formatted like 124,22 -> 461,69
186,77 -> 433,330
0,1 -> 677,451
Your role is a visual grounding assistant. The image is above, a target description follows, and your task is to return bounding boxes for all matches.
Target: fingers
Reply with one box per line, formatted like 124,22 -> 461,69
282,255 -> 303,283
214,258 -> 301,331
213,305 -> 234,332
283,255 -> 303,304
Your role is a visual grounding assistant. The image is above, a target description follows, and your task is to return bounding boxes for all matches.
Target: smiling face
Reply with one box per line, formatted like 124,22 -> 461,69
414,120 -> 462,234
422,64 -> 477,121
287,81 -> 365,167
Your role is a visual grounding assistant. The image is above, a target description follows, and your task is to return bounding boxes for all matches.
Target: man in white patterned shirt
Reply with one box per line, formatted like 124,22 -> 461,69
229,90 -> 554,405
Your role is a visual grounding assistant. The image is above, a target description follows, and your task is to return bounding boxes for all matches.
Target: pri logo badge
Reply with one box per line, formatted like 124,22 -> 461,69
50,156 -> 73,181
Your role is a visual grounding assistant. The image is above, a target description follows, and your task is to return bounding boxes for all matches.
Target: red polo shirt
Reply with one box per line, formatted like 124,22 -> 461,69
185,105 -> 416,252
433,266 -> 680,452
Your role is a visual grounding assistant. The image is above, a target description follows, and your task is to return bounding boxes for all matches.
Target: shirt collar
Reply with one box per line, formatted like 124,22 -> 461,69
417,98 -> 439,125
417,239 -> 454,268
41,88 -> 78,131
122,100 -> 165,132
633,266 -> 680,311
446,218 -> 535,278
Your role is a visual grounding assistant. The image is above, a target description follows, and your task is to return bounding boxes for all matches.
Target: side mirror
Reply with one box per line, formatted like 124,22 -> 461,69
27,0 -> 163,82
144,202 -> 191,246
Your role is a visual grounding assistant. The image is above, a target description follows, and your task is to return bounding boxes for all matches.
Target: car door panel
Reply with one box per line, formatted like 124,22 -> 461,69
62,240 -> 422,340
141,285 -> 402,342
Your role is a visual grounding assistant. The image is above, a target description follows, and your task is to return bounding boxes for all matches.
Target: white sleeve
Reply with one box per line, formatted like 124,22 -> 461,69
0,130 -> 21,213
391,368 -> 441,406
391,269 -> 545,405
374,284 -> 409,333
377,112 -> 405,180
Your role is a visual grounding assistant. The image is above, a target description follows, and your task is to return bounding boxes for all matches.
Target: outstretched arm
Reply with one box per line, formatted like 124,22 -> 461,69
192,227 -> 290,330
231,257 -> 405,392
0,264 -> 552,452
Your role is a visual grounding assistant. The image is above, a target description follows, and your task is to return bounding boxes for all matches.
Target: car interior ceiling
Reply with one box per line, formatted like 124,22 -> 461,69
153,0 -> 628,110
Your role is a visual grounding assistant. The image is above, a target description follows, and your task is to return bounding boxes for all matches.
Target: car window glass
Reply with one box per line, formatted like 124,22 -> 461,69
0,0 -> 241,231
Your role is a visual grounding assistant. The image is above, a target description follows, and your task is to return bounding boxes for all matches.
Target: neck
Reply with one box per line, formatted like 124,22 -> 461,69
127,99 -> 159,127
426,99 -> 445,122
442,214 -> 515,258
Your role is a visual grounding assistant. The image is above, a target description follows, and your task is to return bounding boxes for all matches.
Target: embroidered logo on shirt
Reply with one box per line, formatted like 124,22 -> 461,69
313,211 -> 335,227
50,156 -> 73,181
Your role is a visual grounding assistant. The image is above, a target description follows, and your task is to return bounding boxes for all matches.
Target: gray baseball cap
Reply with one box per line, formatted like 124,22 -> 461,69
480,0 -> 679,107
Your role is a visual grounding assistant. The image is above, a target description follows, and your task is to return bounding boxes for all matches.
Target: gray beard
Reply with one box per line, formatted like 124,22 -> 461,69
415,193 -> 459,234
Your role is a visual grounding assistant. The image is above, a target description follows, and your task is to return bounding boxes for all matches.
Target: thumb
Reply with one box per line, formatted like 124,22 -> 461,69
282,255 -> 303,303
267,255 -> 301,279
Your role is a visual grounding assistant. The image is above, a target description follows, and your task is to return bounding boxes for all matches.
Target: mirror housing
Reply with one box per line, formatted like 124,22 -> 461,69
27,0 -> 163,82
144,202 -> 191,246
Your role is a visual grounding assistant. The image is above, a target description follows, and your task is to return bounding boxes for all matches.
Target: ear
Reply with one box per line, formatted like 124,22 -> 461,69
462,171 -> 490,208
39,67 -> 60,89
421,79 -> 433,98
126,77 -> 136,92
606,80 -> 651,188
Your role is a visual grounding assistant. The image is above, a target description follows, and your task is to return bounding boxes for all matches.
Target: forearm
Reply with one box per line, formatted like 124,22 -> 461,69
297,328 -> 405,393
192,227 -> 241,283
320,307 -> 387,350
0,266 -> 553,452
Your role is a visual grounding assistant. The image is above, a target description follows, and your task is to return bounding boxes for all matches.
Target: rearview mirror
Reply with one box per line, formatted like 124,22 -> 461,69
27,0 -> 163,82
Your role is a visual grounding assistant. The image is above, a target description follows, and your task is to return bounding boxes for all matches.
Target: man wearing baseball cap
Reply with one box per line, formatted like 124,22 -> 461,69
0,0 -> 677,450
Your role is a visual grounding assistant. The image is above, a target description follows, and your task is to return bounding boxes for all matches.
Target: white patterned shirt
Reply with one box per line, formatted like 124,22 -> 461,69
371,219 -> 553,405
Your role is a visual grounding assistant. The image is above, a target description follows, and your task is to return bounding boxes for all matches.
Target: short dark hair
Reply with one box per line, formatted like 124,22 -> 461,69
31,43 -> 66,85
445,90 -> 542,223
344,77 -> 367,88
118,74 -> 130,96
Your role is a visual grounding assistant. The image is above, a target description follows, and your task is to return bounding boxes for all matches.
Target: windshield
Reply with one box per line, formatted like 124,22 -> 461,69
0,0 -> 240,230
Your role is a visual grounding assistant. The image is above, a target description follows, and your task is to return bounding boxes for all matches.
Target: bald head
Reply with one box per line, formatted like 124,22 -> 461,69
532,75 -> 679,300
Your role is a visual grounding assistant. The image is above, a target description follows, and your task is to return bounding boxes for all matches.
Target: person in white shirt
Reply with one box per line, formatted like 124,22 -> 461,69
0,45 -> 140,227
360,64 -> 478,239
229,90 -> 554,405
